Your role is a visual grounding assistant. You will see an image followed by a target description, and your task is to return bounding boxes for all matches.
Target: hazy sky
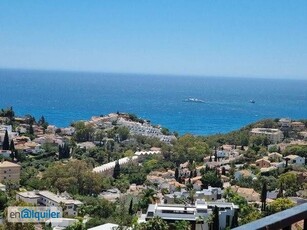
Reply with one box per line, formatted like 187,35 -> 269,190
1,1 -> 306,78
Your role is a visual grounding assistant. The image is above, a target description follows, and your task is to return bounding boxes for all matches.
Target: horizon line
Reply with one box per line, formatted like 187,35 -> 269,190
0,66 -> 306,81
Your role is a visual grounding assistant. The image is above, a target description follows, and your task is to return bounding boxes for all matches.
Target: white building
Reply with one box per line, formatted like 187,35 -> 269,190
250,128 -> 284,144
61,127 -> 75,136
145,200 -> 238,230
279,118 -> 291,128
216,150 -> 229,158
16,190 -> 83,216
0,125 -> 18,144
88,223 -> 131,230
164,187 -> 222,204
285,155 -> 305,166
45,218 -> 78,230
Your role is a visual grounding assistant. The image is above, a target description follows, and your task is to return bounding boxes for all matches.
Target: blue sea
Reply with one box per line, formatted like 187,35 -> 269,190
0,69 -> 307,135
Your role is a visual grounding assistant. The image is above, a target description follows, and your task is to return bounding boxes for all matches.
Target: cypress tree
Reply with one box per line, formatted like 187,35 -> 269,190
212,206 -> 219,230
261,182 -> 267,211
9,139 -> 15,152
9,139 -> 15,160
129,199 -> 134,215
64,143 -> 70,158
29,124 -> 34,135
221,167 -> 226,175
58,145 -> 63,159
175,168 -> 179,181
193,169 -> 197,177
113,160 -> 121,179
214,146 -> 218,162
2,130 -> 9,150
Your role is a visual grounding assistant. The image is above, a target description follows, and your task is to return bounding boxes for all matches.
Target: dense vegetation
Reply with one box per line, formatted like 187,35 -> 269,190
1,108 -> 307,229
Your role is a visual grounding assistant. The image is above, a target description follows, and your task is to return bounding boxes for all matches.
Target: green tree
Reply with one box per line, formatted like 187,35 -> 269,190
117,126 -> 130,141
201,171 -> 223,189
266,198 -> 295,215
113,160 -> 121,179
64,221 -> 84,230
136,217 -> 169,230
172,220 -> 191,230
0,107 -> 14,119
0,191 -> 8,210
73,121 -> 94,142
138,188 -> 157,211
278,172 -> 299,196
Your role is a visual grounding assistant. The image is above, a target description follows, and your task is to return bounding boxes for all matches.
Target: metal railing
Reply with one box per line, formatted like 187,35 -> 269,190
233,203 -> 307,230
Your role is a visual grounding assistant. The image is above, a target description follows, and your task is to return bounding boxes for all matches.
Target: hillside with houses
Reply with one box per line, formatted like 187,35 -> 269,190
0,107 -> 307,230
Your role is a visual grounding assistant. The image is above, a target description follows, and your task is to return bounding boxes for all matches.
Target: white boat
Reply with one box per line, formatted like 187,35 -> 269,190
183,98 -> 205,103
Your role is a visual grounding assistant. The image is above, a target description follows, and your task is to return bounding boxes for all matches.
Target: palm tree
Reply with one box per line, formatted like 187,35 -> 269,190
172,220 -> 191,230
139,188 -> 157,211
144,217 -> 169,230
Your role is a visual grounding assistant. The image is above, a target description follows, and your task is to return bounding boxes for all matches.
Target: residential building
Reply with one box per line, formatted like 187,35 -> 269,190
231,186 -> 260,202
255,158 -> 271,168
291,122 -> 305,132
145,200 -> 238,230
216,150 -> 228,158
0,161 -> 21,182
61,127 -> 75,136
268,152 -> 283,162
279,118 -> 291,129
88,223 -> 131,230
234,170 -> 255,181
0,150 -> 12,158
0,125 -> 18,144
164,187 -> 222,204
284,155 -> 305,166
250,128 -> 284,143
16,190 -> 83,216
45,218 -> 78,230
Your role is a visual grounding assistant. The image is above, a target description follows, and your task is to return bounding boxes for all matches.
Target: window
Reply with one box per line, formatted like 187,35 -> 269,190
293,160 -> 296,163
3,170 -> 6,173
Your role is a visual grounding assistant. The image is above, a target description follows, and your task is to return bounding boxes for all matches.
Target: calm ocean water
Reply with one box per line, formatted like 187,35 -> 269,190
0,69 -> 307,135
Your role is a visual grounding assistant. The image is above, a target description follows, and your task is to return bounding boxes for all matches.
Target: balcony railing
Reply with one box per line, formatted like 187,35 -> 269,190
233,203 -> 307,230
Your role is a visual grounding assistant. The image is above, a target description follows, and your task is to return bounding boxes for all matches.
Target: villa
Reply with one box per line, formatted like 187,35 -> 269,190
16,190 -> 83,216
145,200 -> 238,230
250,128 -> 284,143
